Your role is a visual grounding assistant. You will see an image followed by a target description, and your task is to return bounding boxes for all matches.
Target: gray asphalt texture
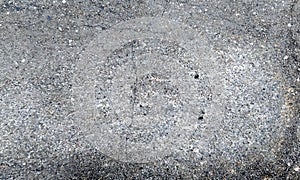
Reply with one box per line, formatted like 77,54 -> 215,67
0,0 -> 299,179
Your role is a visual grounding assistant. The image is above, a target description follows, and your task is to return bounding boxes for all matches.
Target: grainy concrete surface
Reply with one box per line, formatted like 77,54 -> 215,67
0,0 -> 299,179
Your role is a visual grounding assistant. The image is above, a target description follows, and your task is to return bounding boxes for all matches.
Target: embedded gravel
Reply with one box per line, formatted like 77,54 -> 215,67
0,0 -> 299,179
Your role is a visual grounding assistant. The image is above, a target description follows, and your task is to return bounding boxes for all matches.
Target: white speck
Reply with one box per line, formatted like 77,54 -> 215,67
287,23 -> 292,27
283,55 -> 289,60
193,148 -> 199,153
294,166 -> 300,172
199,161 -> 206,165
21,59 -> 26,63
62,0 -> 66,3
6,11 -> 10,15
235,13 -> 240,16
253,12 -> 257,15
204,9 -> 207,12
58,27 -> 63,31
230,169 -> 236,174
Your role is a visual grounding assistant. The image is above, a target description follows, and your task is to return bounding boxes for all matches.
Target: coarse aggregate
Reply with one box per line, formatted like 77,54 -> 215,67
0,0 -> 299,179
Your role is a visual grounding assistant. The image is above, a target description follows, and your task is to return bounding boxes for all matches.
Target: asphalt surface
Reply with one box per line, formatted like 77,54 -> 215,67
0,0 -> 299,179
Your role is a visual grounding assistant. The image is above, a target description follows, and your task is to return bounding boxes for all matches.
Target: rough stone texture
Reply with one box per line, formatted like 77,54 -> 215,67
0,0 -> 299,179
